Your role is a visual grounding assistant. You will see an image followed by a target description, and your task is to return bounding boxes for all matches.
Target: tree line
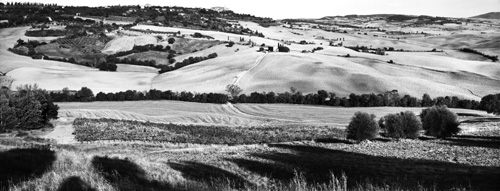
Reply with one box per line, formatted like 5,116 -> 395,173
232,90 -> 481,110
158,53 -> 218,74
50,88 -> 229,104
48,87 -> 500,115
459,48 -> 499,62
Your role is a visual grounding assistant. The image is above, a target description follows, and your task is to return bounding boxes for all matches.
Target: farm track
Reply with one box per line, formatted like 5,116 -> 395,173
232,52 -> 268,86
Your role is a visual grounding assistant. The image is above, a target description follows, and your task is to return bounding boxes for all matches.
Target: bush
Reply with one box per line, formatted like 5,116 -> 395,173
346,112 -> 379,141
420,106 -> 460,138
479,93 -> 500,115
383,111 -> 422,139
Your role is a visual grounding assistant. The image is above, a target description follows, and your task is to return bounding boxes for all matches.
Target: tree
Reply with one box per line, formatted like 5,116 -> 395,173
76,87 -> 94,102
226,84 -> 243,100
382,111 -> 422,139
479,93 -> 500,115
420,106 -> 460,138
346,112 -> 379,141
168,37 -> 175,44
422,93 -> 433,107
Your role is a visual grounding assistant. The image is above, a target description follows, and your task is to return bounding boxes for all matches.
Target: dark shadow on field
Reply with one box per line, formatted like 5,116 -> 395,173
57,176 -> 96,191
233,144 -> 500,190
167,161 -> 250,189
91,156 -> 172,191
0,148 -> 56,190
228,158 -> 295,182
442,136 -> 500,149
315,138 -> 354,144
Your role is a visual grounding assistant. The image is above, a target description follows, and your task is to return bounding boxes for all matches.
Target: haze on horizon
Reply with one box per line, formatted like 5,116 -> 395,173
2,0 -> 500,19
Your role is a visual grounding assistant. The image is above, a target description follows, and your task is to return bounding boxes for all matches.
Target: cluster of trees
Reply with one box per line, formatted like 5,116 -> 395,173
25,29 -> 67,37
347,105 -> 460,141
459,48 -> 499,62
50,88 -> 229,104
98,62 -> 118,71
277,43 -> 290,52
0,85 -> 59,132
158,53 -> 218,74
8,39 -> 47,59
191,32 -> 214,39
49,87 -> 94,102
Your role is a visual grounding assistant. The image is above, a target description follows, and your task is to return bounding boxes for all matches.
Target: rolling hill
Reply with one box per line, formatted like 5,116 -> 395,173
471,12 -> 500,19
2,19 -> 500,100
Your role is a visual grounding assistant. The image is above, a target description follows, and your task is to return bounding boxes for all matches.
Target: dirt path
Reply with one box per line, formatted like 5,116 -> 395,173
43,117 -> 78,144
231,52 -> 267,86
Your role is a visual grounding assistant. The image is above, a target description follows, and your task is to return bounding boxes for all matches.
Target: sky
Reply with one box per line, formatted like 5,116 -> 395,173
3,0 -> 500,19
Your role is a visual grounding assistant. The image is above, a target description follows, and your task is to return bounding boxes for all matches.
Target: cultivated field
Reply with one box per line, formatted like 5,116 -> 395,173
56,101 -> 493,128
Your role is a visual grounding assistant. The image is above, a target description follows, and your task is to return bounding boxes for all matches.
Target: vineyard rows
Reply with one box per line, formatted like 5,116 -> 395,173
73,118 -> 344,144
56,35 -> 100,46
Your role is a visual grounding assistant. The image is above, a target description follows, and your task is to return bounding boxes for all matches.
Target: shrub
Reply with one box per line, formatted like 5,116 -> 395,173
168,37 -> 175,44
420,106 -> 460,138
383,111 -> 422,139
346,112 -> 379,141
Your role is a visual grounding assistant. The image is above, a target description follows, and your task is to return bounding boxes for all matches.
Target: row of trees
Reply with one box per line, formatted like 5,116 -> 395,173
459,48 -> 499,62
50,88 -> 229,104
231,90 -> 481,110
158,53 -> 218,74
347,105 -> 460,141
1,85 -> 59,132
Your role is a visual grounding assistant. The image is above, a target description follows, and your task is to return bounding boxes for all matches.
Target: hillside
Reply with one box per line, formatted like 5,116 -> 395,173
2,14 -> 500,100
471,12 -> 500,19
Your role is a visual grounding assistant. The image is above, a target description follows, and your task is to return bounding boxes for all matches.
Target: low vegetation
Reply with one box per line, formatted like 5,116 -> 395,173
73,118 -> 343,144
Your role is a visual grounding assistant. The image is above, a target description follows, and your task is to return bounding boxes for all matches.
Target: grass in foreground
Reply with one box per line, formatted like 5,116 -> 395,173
1,140 -> 487,191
